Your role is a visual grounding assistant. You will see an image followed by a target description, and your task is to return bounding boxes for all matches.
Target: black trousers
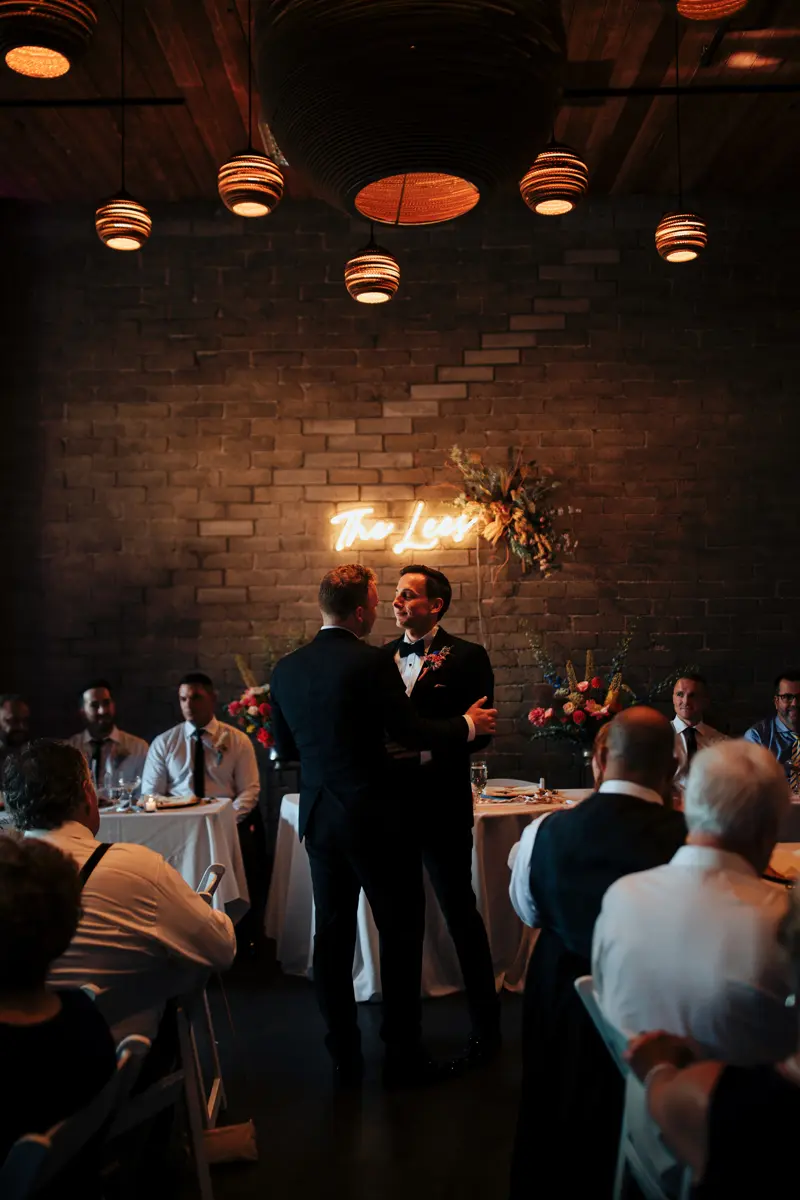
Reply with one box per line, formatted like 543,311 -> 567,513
304,799 -> 424,1062
420,817 -> 500,1036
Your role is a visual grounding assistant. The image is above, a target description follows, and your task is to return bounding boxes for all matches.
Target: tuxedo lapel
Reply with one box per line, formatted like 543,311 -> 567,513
413,627 -> 456,693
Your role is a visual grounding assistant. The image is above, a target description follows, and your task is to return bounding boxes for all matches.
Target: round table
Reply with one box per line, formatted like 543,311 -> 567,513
265,786 -> 590,1000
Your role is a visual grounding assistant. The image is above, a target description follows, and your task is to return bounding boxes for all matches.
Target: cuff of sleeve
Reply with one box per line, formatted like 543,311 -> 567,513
464,714 -> 476,742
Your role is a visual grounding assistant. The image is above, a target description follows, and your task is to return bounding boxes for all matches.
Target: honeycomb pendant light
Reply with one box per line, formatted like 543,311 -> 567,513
345,228 -> 400,304
218,0 -> 283,217
677,0 -> 748,19
520,140 -> 589,215
656,21 -> 706,264
255,0 -> 565,224
94,0 -> 150,251
0,0 -> 97,78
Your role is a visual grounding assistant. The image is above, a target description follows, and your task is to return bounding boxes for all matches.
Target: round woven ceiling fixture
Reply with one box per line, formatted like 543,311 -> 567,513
0,0 -> 97,77
344,229 -> 401,304
95,191 -> 151,251
655,212 -> 707,262
676,0 -> 748,20
256,0 -> 565,224
519,141 -> 589,215
218,0 -> 284,218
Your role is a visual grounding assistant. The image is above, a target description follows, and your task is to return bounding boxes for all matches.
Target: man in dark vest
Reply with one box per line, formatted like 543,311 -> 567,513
507,707 -> 686,1198
384,563 -> 500,1063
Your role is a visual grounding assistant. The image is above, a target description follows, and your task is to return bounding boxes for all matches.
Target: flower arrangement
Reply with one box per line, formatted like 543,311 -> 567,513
527,628 -> 698,744
448,445 -> 578,577
227,683 -> 274,749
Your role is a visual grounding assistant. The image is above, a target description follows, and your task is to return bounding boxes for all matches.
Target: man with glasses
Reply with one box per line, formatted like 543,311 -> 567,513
745,669 -> 800,795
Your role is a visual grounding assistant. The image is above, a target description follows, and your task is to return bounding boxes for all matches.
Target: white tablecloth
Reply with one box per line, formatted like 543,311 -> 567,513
265,788 -> 589,1001
1,799 -> 249,920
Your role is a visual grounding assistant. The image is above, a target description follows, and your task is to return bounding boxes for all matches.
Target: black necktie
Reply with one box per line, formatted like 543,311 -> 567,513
192,728 -> 206,798
399,639 -> 426,659
90,739 -> 108,785
683,726 -> 698,762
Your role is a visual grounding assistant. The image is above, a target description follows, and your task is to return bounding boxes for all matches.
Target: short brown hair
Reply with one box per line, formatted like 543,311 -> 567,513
0,832 -> 82,988
319,564 -> 377,620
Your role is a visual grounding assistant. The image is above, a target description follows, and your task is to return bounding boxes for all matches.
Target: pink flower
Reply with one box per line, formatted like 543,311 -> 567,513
591,676 -> 603,689
573,709 -> 586,725
242,692 -> 255,708
544,707 -> 554,719
577,680 -> 590,693
256,727 -> 273,748
528,707 -> 546,727
258,702 -> 271,718
228,700 -> 242,717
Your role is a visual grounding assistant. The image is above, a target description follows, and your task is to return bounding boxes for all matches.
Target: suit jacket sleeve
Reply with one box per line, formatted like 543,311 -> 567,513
466,643 -> 494,754
378,654 -> 469,749
270,675 -> 300,764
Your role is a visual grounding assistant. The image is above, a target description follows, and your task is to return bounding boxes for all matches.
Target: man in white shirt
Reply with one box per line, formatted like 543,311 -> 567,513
66,679 -> 149,801
3,739 -> 236,1037
142,672 -> 265,955
671,673 -> 726,787
593,739 -> 797,1065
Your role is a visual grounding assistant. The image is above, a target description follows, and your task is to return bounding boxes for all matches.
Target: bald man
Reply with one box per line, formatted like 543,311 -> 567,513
508,709 -> 687,1199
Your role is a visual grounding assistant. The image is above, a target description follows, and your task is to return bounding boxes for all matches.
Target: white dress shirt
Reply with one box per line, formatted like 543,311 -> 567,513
66,726 -> 149,798
27,821 -> 236,1037
508,780 -> 664,928
592,843 -> 797,1065
672,715 -> 727,780
141,717 -> 260,822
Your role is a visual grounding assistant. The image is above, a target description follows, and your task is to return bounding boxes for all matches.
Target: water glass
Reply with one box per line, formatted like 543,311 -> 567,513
117,775 -> 141,811
470,760 -> 488,801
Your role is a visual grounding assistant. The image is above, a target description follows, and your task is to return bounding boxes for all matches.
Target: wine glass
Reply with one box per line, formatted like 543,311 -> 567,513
117,775 -> 141,811
470,760 -> 488,802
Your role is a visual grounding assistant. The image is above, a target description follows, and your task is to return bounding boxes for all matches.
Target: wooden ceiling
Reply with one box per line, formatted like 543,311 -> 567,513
0,0 -> 797,204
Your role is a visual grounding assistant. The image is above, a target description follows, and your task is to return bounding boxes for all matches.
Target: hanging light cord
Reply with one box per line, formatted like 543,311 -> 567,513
247,0 -> 253,148
119,0 -> 126,192
674,17 -> 683,208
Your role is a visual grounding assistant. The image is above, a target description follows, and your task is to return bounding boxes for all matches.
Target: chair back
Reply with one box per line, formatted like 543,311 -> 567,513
574,974 -> 629,1075
0,1034 -> 150,1199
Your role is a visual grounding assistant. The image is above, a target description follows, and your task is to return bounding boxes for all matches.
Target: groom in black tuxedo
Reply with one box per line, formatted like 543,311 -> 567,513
269,564 -> 497,1088
384,564 -> 501,1061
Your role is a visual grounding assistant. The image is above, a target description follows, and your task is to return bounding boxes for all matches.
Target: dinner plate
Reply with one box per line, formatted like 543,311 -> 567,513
138,795 -> 201,810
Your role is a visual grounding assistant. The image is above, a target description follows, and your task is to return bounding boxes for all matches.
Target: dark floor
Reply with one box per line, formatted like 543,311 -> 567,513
193,954 -> 523,1200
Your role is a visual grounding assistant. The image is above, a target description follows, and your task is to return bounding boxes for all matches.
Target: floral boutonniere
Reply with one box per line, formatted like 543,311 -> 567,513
417,645 -> 453,685
213,728 -> 231,766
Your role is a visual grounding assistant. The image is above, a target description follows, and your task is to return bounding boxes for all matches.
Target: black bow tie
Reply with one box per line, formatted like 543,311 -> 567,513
399,639 -> 427,659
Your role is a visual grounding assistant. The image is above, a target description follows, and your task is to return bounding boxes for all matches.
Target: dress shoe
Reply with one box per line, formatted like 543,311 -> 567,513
382,1049 -> 463,1090
462,1030 -> 502,1068
333,1056 -> 365,1090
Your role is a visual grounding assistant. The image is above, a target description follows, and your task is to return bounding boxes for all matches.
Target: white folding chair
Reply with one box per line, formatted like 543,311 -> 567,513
574,976 -> 692,1200
0,1034 -> 150,1200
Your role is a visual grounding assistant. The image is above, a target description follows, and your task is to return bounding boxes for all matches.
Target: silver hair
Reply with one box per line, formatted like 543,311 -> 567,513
684,739 -> 789,846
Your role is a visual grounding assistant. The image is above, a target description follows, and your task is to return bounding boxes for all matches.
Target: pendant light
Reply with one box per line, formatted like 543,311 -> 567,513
95,0 -> 151,251
0,0 -> 97,78
655,23 -> 707,263
519,139 -> 589,216
344,225 -> 400,304
677,0 -> 748,20
218,0 -> 283,218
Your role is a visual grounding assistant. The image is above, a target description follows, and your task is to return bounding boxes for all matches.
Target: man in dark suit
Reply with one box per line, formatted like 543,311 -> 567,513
384,563 -> 500,1062
269,564 -> 497,1089
507,707 -> 687,1198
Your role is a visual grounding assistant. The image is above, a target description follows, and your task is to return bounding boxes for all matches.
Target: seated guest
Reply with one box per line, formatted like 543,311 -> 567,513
745,668 -> 800,795
142,672 -> 266,954
507,708 -> 686,1198
4,740 -> 236,1037
672,674 -> 726,787
593,740 -> 796,1065
0,693 -> 30,767
626,887 -> 800,1197
591,719 -> 611,787
0,831 -> 116,1171
66,679 -> 149,801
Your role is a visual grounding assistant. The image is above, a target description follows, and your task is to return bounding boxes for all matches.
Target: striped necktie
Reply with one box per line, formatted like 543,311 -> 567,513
790,736 -> 800,796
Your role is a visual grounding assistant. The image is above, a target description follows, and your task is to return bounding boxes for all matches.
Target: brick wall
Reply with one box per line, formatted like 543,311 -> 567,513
2,195 -> 798,775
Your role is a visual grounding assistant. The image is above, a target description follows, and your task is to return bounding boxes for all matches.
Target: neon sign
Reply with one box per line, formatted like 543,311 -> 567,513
331,502 -> 479,555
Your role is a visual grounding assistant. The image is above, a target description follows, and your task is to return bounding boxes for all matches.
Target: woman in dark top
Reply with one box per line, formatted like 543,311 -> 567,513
0,831 -> 116,1169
